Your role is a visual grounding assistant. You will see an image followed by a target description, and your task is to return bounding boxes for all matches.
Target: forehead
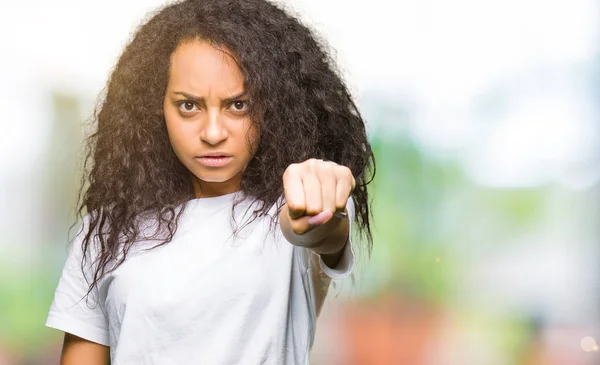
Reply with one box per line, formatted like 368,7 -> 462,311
168,39 -> 245,92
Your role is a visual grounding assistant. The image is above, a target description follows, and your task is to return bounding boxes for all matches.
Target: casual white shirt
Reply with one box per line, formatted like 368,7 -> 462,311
45,192 -> 355,364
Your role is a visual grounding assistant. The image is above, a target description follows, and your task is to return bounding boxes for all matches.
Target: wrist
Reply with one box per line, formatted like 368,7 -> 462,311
279,203 -> 347,248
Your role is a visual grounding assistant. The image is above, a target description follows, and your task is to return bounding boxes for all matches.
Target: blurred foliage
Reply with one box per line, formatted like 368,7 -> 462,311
0,90 -> 83,361
366,131 -> 548,305
366,133 -> 464,302
0,258 -> 60,358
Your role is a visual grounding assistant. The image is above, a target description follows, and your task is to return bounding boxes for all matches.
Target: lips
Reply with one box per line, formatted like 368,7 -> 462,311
198,153 -> 231,158
195,155 -> 232,167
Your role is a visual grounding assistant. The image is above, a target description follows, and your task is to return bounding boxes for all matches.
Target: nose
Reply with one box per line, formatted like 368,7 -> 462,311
199,109 -> 228,145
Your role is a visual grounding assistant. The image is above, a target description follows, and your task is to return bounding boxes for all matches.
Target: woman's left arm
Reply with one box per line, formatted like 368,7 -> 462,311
279,158 -> 355,268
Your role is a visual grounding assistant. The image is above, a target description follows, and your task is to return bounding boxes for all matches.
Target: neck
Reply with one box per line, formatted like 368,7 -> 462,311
192,175 -> 241,198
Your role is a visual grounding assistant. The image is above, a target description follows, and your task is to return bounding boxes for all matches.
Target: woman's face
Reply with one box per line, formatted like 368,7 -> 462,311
164,39 -> 259,198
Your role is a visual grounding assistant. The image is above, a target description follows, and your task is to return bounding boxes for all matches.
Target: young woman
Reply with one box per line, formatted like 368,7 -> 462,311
45,0 -> 375,364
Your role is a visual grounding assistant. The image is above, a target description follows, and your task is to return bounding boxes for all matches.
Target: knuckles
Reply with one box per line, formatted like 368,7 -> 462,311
287,158 -> 353,174
304,205 -> 322,216
283,163 -> 300,177
283,159 -> 355,189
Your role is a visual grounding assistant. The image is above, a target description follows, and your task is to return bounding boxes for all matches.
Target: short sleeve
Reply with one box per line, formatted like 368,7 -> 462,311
317,196 -> 356,280
45,217 -> 110,346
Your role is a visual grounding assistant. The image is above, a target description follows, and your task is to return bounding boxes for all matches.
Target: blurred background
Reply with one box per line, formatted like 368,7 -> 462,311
1,0 -> 599,364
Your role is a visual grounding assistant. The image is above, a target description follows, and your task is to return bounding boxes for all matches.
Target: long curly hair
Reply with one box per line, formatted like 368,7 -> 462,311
77,0 -> 376,295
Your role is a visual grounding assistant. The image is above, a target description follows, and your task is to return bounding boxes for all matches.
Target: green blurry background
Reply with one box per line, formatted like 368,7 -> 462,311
1,0 -> 599,364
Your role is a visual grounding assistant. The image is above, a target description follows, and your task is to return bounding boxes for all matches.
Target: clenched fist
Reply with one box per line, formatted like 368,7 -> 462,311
281,158 -> 355,240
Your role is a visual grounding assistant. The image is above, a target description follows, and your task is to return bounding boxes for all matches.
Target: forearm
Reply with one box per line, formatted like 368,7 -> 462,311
279,203 -> 349,257
61,333 -> 110,365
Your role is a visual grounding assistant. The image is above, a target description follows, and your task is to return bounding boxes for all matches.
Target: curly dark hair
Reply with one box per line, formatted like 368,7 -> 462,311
76,0 -> 376,296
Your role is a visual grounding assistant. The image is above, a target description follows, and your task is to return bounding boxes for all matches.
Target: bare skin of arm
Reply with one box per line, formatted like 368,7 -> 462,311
60,333 -> 110,365
279,203 -> 350,266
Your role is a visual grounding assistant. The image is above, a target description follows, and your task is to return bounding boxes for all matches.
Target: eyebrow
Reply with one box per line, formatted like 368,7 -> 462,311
173,91 -> 248,105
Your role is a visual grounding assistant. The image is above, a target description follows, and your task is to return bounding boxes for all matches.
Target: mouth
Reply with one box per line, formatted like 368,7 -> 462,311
195,155 -> 233,167
198,153 -> 232,158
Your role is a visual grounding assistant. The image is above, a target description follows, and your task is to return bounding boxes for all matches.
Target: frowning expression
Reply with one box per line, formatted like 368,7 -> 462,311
163,39 -> 259,198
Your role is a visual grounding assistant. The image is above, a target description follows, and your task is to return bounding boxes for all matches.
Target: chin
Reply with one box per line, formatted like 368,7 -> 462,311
194,169 -> 239,183
198,177 -> 229,183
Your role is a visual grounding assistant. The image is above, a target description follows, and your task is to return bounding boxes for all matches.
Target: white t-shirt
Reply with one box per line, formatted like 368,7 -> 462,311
45,192 -> 355,365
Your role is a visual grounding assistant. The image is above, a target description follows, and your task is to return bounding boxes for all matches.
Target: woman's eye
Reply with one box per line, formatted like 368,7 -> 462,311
178,101 -> 198,113
230,100 -> 248,112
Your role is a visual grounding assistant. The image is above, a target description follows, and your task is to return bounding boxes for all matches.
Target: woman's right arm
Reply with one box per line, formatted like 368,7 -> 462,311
46,217 -> 111,363
60,333 -> 110,365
